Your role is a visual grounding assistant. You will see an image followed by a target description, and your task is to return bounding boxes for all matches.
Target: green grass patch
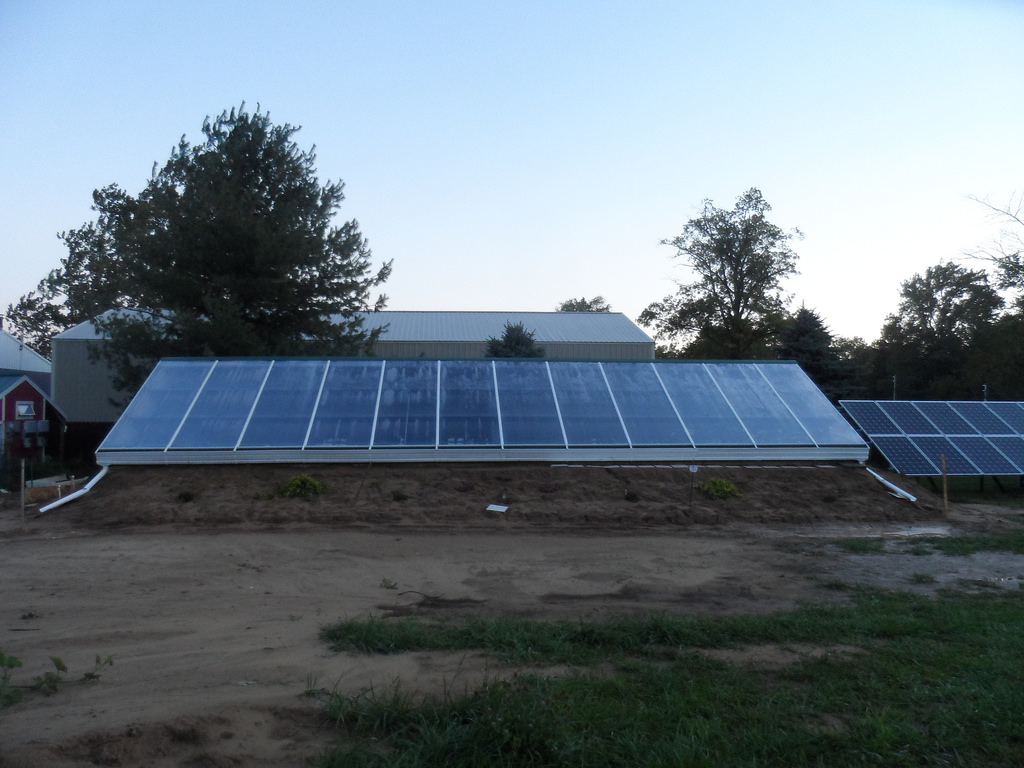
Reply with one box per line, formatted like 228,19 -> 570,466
924,476 -> 1024,508
833,537 -> 887,554
319,590 -> 1024,767
921,530 -> 1024,556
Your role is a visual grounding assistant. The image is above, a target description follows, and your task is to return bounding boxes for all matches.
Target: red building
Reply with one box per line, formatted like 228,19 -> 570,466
1,375 -> 64,460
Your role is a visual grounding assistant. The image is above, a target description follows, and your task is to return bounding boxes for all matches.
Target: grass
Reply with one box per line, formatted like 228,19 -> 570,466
925,476 -> 1024,508
837,530 -> 1024,557
318,589 -> 1024,767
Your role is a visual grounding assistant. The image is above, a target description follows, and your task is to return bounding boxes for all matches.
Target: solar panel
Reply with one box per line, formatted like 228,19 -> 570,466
913,402 -> 976,435
548,362 -> 628,446
757,364 -> 865,446
870,435 -> 940,475
948,436 -> 1020,476
986,402 -> 1024,433
910,436 -> 979,475
655,364 -> 752,446
603,363 -> 691,446
842,399 -> 1024,476
307,360 -> 383,448
708,364 -> 811,445
171,360 -> 270,449
949,402 -> 1017,435
987,437 -> 1024,474
841,401 -> 899,435
493,361 -> 565,447
877,401 -> 939,434
97,359 -> 868,465
101,359 -> 214,450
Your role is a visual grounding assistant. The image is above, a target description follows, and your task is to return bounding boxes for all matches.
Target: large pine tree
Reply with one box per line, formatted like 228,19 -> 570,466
6,105 -> 390,392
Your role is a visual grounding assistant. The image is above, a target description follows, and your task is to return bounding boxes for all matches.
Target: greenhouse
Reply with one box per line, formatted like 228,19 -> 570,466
96,358 -> 869,465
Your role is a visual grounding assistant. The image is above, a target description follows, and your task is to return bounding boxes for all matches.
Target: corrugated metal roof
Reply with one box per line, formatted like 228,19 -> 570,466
0,331 -> 50,371
59,311 -> 654,345
353,311 -> 654,344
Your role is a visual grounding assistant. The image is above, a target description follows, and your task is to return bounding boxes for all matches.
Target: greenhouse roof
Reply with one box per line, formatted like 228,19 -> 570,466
96,359 -> 868,465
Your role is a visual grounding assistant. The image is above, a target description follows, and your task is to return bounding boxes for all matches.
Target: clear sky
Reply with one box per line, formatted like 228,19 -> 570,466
1,0 -> 1021,345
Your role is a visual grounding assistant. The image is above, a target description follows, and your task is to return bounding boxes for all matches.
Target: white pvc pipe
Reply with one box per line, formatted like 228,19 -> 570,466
39,467 -> 109,514
866,466 -> 917,502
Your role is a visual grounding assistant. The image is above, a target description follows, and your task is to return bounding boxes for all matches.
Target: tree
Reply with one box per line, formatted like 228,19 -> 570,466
875,262 -> 1003,399
969,193 -> 1023,310
556,296 -> 612,312
776,307 -> 845,398
638,188 -> 800,359
5,105 -> 391,392
485,322 -> 544,358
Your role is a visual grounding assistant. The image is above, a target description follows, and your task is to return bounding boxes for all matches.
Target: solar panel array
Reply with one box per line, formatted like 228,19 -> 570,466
840,400 -> 1024,476
96,359 -> 868,465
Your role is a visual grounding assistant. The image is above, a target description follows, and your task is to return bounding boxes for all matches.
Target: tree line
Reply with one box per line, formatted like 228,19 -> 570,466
636,188 -> 1024,402
4,105 -> 1021,402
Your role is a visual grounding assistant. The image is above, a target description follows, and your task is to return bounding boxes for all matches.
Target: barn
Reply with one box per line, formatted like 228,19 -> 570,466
0,374 -> 64,461
0,328 -> 51,392
357,311 -> 655,360
50,310 -> 655,432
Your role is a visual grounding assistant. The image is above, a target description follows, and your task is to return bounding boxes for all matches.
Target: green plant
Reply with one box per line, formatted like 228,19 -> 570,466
81,654 -> 114,682
624,488 -> 640,502
0,652 -> 23,708
280,474 -> 327,498
32,656 -> 68,695
380,578 -> 398,590
175,490 -> 195,503
909,572 -> 936,584
390,489 -> 409,502
699,477 -> 740,500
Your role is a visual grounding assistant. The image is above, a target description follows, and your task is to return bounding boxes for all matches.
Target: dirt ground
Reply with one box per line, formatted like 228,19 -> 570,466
0,462 -> 1021,767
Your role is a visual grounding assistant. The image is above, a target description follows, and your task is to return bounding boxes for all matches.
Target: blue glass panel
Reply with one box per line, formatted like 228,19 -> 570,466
950,402 -> 1018,435
604,363 -> 690,446
494,361 -> 564,446
986,402 -> 1024,433
988,437 -> 1024,473
840,401 -> 900,435
911,436 -> 978,474
877,402 -> 939,434
657,364 -> 752,446
306,360 -> 383,448
914,402 -> 976,435
707,364 -> 810,445
871,435 -> 940,475
548,362 -> 627,446
373,361 -> 438,447
757,365 -> 863,445
171,360 -> 270,449
949,436 -> 1020,475
438,361 -> 500,447
238,360 -> 327,448
100,360 -> 214,450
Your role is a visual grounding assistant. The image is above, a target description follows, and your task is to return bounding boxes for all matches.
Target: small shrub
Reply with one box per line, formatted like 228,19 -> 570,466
175,490 -> 195,503
391,489 -> 409,502
699,478 -> 740,500
910,573 -> 936,585
280,475 -> 327,498
624,489 -> 640,502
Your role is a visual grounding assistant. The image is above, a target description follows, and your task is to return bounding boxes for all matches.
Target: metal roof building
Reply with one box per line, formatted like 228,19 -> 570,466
355,311 -> 655,360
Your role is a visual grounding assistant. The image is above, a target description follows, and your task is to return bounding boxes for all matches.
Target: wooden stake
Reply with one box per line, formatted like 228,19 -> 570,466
20,458 -> 25,527
941,453 -> 948,517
